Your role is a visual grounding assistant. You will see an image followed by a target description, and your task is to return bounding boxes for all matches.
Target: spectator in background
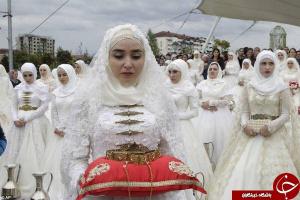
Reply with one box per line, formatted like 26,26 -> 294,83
289,48 -> 297,58
177,54 -> 183,60
237,48 -> 245,68
283,47 -> 289,54
296,50 -> 300,64
10,69 -> 21,87
202,54 -> 210,79
209,48 -> 225,70
253,47 -> 261,59
182,54 -> 188,62
0,125 -> 7,156
245,47 -> 255,65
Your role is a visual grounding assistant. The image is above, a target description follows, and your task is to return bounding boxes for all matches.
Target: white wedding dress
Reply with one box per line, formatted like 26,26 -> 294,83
61,103 -> 189,200
171,92 -> 213,196
194,82 -> 234,166
42,93 -> 76,199
208,86 -> 299,200
0,84 -> 52,198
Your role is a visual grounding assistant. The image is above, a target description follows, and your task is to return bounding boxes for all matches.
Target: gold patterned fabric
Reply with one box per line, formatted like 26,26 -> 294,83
19,105 -> 38,111
106,143 -> 161,165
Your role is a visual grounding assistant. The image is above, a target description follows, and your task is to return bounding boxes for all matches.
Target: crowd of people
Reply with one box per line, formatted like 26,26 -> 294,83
0,24 -> 300,200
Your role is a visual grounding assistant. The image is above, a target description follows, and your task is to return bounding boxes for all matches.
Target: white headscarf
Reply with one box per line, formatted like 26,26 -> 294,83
0,64 -> 8,79
165,59 -> 197,97
275,50 -> 288,71
39,64 -> 53,81
225,52 -> 240,75
239,58 -> 254,81
0,64 -> 11,94
53,64 -> 78,97
88,24 -> 164,106
249,50 -> 287,95
75,60 -> 88,77
15,63 -> 49,101
197,62 -> 227,97
283,58 -> 300,74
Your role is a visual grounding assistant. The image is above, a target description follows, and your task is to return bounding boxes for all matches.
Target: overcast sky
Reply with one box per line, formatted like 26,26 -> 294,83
1,0 -> 300,55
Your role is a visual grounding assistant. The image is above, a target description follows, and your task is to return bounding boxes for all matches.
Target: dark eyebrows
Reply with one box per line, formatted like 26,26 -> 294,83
111,49 -> 143,53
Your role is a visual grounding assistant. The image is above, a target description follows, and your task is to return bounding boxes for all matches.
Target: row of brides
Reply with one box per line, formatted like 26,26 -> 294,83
0,24 -> 300,200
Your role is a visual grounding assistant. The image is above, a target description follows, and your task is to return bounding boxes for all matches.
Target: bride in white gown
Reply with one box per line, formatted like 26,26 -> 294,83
194,62 -> 234,167
208,51 -> 300,200
61,24 -> 192,200
165,59 -> 213,195
43,64 -> 78,200
0,63 -> 52,198
0,64 -> 14,133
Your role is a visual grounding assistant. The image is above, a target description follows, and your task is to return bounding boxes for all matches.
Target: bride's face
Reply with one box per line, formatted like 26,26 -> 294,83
287,60 -> 294,69
57,68 -> 69,85
109,38 -> 145,87
168,68 -> 181,84
208,64 -> 219,79
39,66 -> 47,77
277,52 -> 284,61
243,62 -> 249,69
259,58 -> 275,78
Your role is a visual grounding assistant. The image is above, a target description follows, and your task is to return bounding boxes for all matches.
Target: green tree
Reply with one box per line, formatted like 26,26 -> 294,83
56,47 -> 73,65
1,55 -> 9,71
147,29 -> 160,56
213,39 -> 231,52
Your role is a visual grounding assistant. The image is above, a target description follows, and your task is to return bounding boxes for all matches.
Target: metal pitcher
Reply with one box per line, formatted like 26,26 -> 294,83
30,172 -> 53,200
1,164 -> 21,200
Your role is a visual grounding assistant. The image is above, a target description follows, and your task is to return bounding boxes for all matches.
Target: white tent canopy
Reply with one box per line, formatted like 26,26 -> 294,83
198,0 -> 300,27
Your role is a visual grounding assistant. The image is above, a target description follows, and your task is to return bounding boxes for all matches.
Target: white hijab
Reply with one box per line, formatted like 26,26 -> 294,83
89,24 -> 163,106
165,59 -> 197,97
16,63 -> 49,101
282,57 -> 300,74
239,58 -> 254,80
225,52 -> 240,73
39,64 -> 54,81
0,64 -> 11,94
75,60 -> 88,77
197,62 -> 227,97
53,64 -> 78,98
275,50 -> 288,71
249,50 -> 287,95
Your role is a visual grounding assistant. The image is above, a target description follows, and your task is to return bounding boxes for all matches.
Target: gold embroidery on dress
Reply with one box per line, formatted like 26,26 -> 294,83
115,119 -> 144,125
168,161 -> 195,177
86,163 -> 110,182
114,111 -> 143,116
119,104 -> 144,108
116,130 -> 143,136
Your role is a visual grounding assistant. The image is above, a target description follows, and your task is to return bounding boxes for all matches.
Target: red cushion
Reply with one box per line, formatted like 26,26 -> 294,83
77,155 -> 206,200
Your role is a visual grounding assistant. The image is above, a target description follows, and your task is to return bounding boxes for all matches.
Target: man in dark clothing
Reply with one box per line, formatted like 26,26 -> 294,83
0,125 -> 7,156
10,69 -> 21,87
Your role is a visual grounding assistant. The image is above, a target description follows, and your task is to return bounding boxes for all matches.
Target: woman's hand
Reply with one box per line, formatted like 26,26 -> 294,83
14,120 -> 26,127
201,101 -> 218,112
260,125 -> 271,137
238,80 -> 244,86
244,125 -> 257,137
54,128 -> 65,137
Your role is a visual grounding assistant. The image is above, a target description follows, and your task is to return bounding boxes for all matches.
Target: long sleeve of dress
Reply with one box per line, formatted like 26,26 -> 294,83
178,95 -> 199,120
61,100 -> 91,199
158,97 -> 186,163
51,97 -> 59,129
23,99 -> 49,122
267,89 -> 290,133
11,90 -> 18,121
240,87 -> 250,128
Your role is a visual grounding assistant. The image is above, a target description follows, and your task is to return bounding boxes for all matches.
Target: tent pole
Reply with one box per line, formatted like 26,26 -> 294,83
202,16 -> 221,53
